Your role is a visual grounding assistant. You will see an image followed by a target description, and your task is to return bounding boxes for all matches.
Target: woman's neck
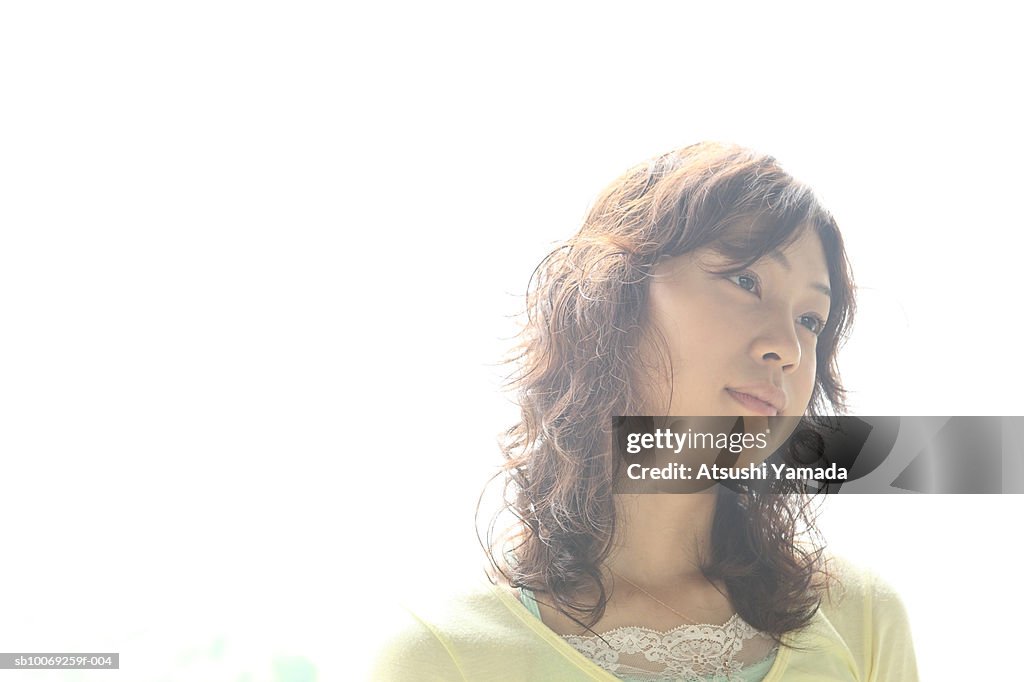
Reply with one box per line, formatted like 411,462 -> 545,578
525,488 -> 736,635
602,488 -> 719,592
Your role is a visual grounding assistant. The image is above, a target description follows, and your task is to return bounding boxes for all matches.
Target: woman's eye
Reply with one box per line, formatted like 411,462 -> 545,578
799,314 -> 826,335
726,272 -> 760,295
725,272 -> 825,336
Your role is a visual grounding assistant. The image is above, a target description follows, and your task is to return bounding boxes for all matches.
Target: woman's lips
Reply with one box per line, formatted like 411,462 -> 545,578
725,389 -> 779,416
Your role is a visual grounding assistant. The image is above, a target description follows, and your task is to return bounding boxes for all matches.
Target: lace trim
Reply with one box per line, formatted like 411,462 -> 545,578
561,615 -> 777,682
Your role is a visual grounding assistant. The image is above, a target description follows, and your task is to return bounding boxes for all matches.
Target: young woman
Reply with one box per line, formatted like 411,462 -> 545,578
371,142 -> 918,681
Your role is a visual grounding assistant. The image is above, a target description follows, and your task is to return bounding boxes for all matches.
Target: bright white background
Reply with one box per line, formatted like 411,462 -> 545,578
1,2 -> 1021,680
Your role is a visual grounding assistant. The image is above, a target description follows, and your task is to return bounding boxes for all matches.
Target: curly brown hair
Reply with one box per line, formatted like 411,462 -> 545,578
479,141 -> 856,645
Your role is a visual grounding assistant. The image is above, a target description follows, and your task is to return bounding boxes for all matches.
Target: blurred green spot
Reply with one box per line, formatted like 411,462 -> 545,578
273,656 -> 317,682
209,636 -> 227,659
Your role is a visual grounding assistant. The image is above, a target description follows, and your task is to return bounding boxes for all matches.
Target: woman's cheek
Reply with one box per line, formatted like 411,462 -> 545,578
795,358 -> 817,412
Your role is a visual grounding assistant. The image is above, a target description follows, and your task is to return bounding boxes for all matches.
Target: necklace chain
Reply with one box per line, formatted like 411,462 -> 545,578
607,568 -> 700,625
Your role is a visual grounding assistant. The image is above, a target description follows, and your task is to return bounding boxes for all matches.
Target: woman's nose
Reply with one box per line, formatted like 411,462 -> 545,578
749,311 -> 803,372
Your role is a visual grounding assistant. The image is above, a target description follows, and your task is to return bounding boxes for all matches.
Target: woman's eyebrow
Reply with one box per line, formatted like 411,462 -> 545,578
810,283 -> 832,300
767,249 -> 792,270
768,249 -> 832,299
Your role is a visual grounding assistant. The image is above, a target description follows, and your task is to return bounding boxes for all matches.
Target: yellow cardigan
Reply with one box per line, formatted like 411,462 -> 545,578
369,556 -> 918,681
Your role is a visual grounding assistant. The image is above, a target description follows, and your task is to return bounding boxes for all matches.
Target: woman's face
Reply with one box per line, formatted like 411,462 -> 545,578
640,228 -> 832,419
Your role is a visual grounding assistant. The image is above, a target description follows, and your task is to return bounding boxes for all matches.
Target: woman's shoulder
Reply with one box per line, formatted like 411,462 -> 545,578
404,574 -> 521,629
367,570 -> 546,681
817,553 -> 910,618
802,553 -> 918,680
